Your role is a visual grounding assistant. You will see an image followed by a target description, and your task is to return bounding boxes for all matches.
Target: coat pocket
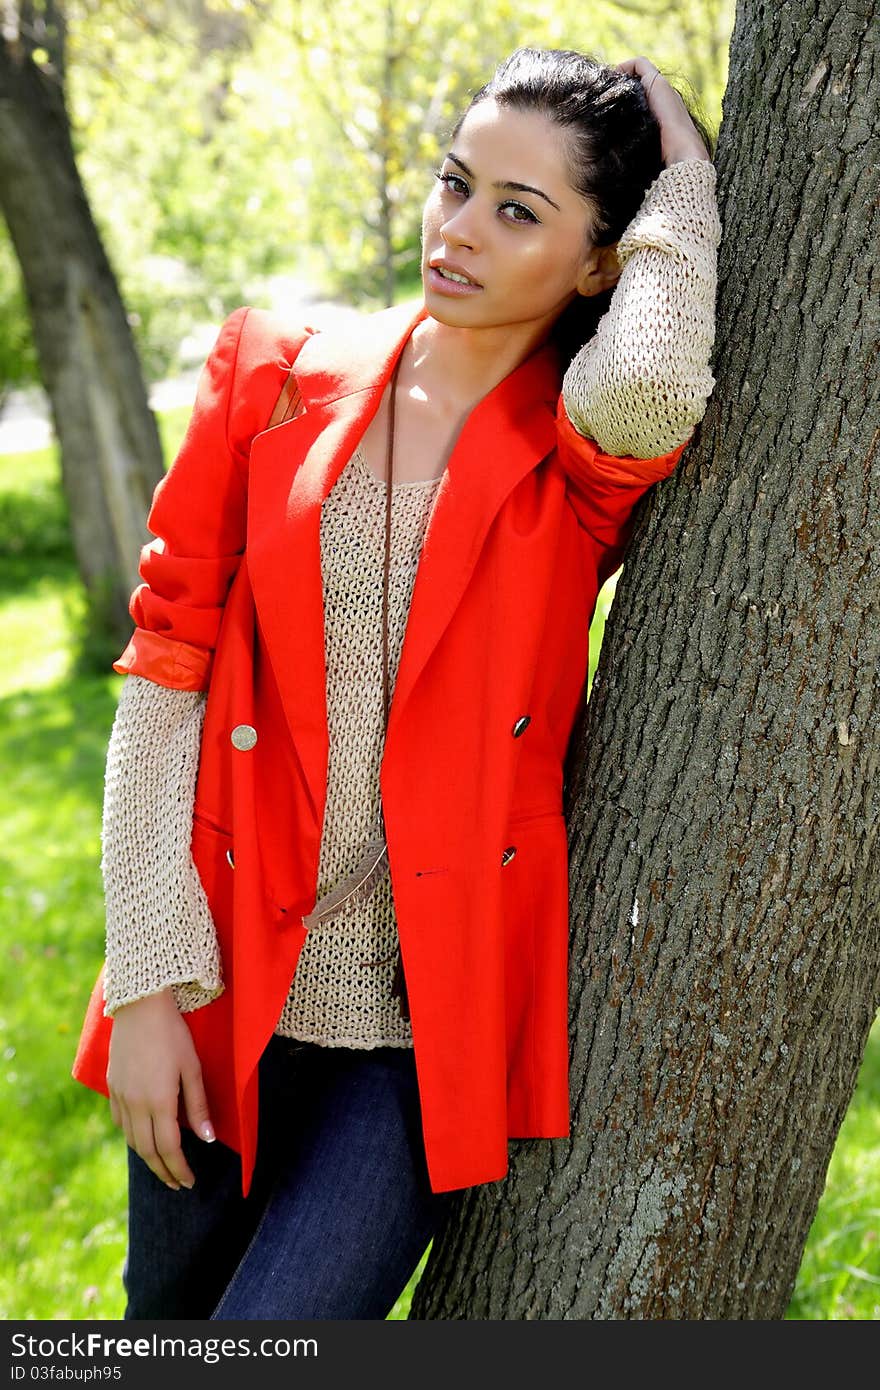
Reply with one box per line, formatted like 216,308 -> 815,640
190,813 -> 235,950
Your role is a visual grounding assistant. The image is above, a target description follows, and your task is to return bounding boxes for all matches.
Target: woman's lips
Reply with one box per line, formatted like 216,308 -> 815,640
426,264 -> 483,295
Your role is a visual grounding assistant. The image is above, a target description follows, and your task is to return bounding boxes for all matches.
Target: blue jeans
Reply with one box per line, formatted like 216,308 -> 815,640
123,1034 -> 452,1320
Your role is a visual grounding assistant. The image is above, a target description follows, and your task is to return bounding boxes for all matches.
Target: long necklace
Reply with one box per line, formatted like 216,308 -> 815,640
300,348 -> 409,1020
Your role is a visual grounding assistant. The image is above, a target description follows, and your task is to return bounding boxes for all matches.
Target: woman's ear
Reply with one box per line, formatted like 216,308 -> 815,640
576,242 -> 621,298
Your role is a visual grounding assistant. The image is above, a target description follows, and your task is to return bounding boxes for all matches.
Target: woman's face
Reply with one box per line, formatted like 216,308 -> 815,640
420,99 -> 610,338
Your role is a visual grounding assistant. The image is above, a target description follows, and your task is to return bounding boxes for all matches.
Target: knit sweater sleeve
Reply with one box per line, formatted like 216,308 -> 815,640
101,674 -> 223,1016
562,158 -> 721,459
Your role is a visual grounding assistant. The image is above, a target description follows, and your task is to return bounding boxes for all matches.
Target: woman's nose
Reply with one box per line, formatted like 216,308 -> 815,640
441,204 -> 481,252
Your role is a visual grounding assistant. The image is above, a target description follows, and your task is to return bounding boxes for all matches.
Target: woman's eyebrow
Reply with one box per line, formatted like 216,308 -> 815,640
446,153 -> 562,211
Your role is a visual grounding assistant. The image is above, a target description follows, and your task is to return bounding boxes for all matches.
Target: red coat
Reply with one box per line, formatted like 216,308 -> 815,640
72,300 -> 687,1196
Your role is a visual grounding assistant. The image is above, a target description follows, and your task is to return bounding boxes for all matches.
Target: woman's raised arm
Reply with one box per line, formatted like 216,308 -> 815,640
562,156 -> 721,459
562,58 -> 721,459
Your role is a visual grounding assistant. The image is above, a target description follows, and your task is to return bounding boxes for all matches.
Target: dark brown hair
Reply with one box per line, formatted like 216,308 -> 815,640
455,48 -> 714,367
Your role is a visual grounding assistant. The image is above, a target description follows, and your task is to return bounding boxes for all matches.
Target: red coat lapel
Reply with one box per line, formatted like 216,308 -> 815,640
245,299 -> 561,823
389,353 -> 559,740
245,302 -> 424,823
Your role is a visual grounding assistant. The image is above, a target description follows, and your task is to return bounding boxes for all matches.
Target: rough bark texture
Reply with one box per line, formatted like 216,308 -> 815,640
0,12 -> 164,652
412,0 -> 879,1319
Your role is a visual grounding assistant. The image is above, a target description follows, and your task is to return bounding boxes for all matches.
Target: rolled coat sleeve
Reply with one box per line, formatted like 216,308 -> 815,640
555,402 -> 689,590
113,305 -> 311,689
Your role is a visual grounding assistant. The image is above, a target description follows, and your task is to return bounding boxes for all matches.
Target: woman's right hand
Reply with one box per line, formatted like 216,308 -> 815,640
616,57 -> 711,165
107,988 -> 216,1190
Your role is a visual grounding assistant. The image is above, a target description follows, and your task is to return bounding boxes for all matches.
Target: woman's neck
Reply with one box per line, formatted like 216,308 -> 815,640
405,313 -> 552,417
356,308 -> 559,481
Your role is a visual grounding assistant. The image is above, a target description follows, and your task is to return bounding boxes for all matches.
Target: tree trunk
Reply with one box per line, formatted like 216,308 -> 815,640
0,11 -> 164,656
412,0 -> 879,1320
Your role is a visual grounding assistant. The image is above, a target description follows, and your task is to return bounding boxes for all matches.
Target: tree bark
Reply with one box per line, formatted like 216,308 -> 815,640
411,0 -> 879,1319
0,9 -> 164,655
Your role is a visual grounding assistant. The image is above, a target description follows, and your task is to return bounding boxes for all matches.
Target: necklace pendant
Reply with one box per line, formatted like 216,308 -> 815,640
302,820 -> 389,929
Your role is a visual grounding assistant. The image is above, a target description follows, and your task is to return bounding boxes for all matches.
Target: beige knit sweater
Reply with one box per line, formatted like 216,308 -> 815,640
101,158 -> 721,1043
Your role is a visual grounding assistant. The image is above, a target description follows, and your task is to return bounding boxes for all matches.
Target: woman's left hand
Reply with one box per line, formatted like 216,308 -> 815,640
617,57 -> 711,166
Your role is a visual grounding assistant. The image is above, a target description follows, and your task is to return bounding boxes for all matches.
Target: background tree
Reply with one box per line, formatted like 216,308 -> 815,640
0,0 -> 164,654
412,0 -> 879,1319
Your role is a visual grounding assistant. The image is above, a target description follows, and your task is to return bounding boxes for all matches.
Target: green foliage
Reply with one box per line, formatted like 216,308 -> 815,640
64,2 -> 306,378
0,0 -> 735,388
0,230 -> 39,395
0,457 -> 71,563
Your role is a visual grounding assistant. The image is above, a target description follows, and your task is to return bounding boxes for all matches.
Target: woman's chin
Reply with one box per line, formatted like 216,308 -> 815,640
420,288 -> 488,328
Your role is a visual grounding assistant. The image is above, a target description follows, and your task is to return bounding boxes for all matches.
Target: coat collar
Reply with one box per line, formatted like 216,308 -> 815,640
293,299 -> 428,409
246,299 -> 561,825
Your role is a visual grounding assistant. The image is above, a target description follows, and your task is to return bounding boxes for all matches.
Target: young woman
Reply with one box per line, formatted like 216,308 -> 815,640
72,47 -> 721,1319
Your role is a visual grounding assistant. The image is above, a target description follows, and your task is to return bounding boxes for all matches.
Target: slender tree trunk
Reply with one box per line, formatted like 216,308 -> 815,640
0,8 -> 164,655
412,0 -> 879,1319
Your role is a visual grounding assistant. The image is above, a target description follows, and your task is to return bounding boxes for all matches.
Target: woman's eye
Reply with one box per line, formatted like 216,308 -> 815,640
433,172 -> 539,226
501,201 -> 539,225
435,171 -> 469,197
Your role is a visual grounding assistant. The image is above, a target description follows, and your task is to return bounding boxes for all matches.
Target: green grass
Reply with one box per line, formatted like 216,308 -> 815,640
785,1031 -> 880,1320
0,434 -> 876,1320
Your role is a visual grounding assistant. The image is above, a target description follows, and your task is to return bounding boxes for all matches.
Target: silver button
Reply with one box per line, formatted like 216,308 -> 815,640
226,848 -> 235,870
230,724 -> 258,751
512,715 -> 531,738
501,846 -> 517,866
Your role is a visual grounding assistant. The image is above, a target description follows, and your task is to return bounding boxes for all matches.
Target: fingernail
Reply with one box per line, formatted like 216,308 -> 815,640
181,1179 -> 195,1190
200,1122 -> 216,1142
